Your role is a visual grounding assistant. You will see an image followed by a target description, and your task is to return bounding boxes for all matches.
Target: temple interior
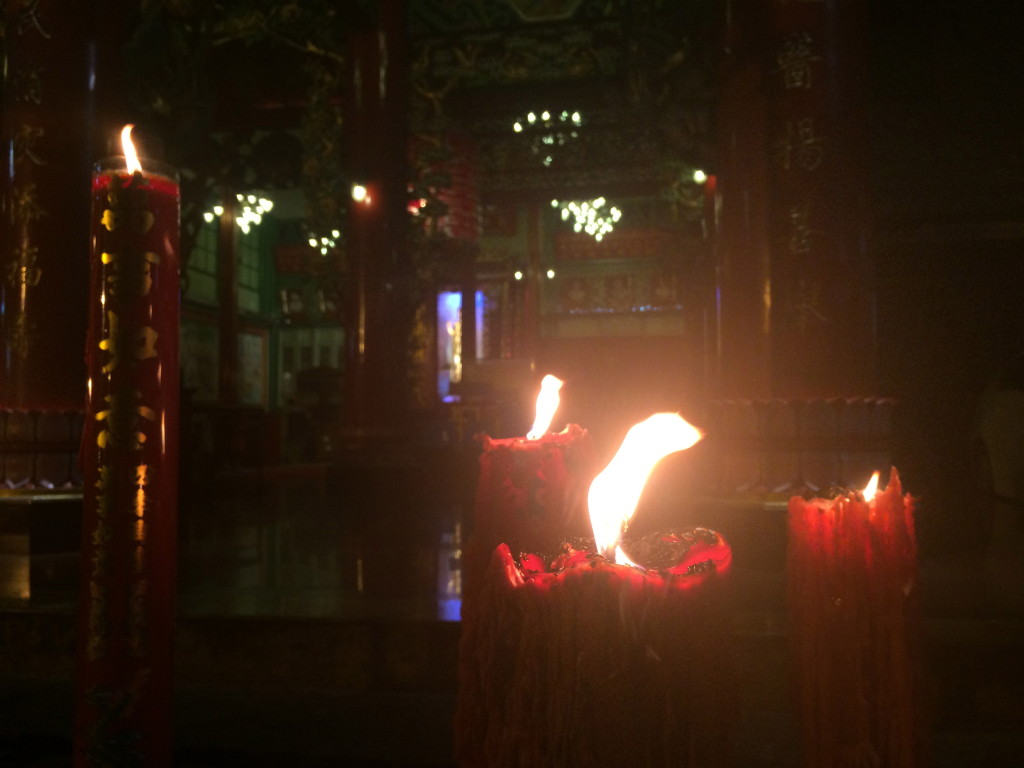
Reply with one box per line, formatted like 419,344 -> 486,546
2,1 -> 1024,766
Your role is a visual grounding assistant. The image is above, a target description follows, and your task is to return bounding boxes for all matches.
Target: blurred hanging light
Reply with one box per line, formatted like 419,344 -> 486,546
551,197 -> 622,241
511,109 -> 584,166
202,194 -> 274,235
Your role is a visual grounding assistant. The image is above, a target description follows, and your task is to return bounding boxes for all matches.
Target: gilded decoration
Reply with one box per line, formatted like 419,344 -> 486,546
15,0 -> 51,38
88,464 -> 114,661
10,181 -> 46,223
774,118 -> 824,172
776,31 -> 820,90
130,461 -> 151,658
8,244 -> 42,287
410,3 -> 714,200
787,202 -> 816,256
791,277 -> 828,330
88,167 -> 165,663
3,0 -> 51,364
13,123 -> 45,165
84,669 -> 151,766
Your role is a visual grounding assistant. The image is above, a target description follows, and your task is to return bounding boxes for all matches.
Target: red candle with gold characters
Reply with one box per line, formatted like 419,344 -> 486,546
457,414 -> 736,768
787,468 -> 927,768
462,375 -> 598,616
74,126 -> 180,767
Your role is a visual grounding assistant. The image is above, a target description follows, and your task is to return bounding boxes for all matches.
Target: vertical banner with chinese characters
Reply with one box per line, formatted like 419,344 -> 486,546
1,0 -> 92,408
74,139 -> 180,767
767,0 -> 876,397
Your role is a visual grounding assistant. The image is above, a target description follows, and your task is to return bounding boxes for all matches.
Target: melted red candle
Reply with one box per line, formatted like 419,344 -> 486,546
463,424 -> 597,618
76,159 -> 180,766
787,468 -> 925,768
457,531 -> 736,768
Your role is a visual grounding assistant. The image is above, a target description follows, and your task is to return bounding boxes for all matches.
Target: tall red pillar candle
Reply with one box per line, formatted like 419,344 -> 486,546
787,468 -> 927,768
75,130 -> 180,767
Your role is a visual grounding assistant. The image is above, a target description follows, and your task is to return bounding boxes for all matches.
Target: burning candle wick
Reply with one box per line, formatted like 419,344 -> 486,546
588,413 -> 704,563
121,124 -> 142,174
526,374 -> 563,440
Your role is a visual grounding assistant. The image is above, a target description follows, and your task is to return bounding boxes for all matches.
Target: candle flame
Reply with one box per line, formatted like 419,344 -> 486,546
614,545 -> 644,570
121,124 -> 142,174
526,374 -> 564,440
862,471 -> 880,502
588,413 -> 704,562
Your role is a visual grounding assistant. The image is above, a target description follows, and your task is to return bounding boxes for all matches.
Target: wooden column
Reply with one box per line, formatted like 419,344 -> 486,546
764,0 -> 875,397
0,0 -> 99,409
714,9 -> 773,398
342,0 -> 409,432
216,190 -> 239,404
715,0 -> 875,399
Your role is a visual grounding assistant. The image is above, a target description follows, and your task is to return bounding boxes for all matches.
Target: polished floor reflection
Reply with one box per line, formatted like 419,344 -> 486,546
178,478 -> 464,621
4,445 -> 1024,626
0,462 -> 467,622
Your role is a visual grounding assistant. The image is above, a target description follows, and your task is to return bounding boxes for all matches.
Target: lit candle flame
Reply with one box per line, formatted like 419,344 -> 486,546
862,471 -> 880,502
588,413 -> 704,562
614,544 -> 643,570
121,124 -> 142,174
526,374 -> 564,440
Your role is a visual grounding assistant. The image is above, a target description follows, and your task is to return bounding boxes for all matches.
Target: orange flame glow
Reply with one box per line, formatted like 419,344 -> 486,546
614,544 -> 643,570
862,471 -> 880,502
121,124 -> 142,174
526,374 -> 564,440
588,413 -> 704,562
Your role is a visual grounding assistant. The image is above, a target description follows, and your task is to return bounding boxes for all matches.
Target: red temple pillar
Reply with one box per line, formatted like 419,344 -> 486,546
0,0 -> 97,409
715,0 -> 875,399
342,0 -> 410,433
714,7 -> 773,398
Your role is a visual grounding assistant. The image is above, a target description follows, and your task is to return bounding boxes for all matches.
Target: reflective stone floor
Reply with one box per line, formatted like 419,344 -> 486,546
2,471 -> 1024,766
0,460 -> 469,621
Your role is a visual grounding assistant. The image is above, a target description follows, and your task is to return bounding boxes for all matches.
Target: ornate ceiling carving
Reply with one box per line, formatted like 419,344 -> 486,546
410,0 -> 717,203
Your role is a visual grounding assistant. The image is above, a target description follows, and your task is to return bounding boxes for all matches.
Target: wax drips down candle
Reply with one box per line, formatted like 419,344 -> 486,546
788,468 -> 926,768
457,413 -> 735,768
75,125 -> 180,768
